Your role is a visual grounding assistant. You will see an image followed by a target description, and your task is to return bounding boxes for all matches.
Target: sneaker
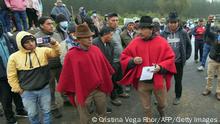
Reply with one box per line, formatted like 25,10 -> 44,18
111,99 -> 122,106
197,66 -> 204,71
106,107 -> 112,114
125,86 -> 131,93
7,32 -> 13,37
118,93 -> 130,98
51,109 -> 62,118
16,110 -> 28,117
7,116 -> 17,124
202,89 -> 211,96
173,98 -> 180,105
216,93 -> 220,101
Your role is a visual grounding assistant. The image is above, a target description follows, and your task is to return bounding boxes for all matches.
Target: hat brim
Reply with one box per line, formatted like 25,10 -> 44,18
76,32 -> 95,38
168,18 -> 179,22
139,23 -> 154,28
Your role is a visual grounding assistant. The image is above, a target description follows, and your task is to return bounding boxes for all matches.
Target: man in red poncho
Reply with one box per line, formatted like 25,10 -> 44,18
120,16 -> 176,120
57,23 -> 114,124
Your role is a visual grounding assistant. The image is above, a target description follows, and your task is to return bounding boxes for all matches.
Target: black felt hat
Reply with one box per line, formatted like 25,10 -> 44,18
139,16 -> 154,28
168,12 -> 179,22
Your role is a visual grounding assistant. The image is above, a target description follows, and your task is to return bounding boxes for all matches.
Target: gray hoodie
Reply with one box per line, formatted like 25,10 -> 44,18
112,28 -> 123,63
161,26 -> 192,64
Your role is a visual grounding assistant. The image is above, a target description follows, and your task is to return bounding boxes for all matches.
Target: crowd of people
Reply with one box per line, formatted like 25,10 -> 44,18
0,0 -> 220,124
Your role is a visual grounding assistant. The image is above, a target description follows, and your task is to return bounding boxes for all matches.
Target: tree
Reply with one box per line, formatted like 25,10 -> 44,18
156,0 -> 191,16
41,0 -> 220,19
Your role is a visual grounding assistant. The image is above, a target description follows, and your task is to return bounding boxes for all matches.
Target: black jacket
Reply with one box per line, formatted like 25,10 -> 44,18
0,0 -> 8,10
0,34 -> 18,79
161,27 -> 192,64
206,23 -> 220,62
93,37 -> 114,65
204,24 -> 218,45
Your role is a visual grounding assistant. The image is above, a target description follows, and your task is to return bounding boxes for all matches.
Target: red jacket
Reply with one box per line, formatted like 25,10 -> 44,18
57,45 -> 114,106
120,36 -> 176,90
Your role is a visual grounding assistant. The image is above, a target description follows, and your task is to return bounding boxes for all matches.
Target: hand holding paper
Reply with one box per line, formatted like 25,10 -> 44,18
140,66 -> 155,81
152,64 -> 161,73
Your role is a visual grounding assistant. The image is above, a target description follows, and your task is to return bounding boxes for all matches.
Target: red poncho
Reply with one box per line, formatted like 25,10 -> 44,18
120,36 -> 176,90
57,45 -> 114,106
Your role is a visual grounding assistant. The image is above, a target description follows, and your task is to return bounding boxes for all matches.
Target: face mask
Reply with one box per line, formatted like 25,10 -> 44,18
59,21 -> 68,30
211,23 -> 215,27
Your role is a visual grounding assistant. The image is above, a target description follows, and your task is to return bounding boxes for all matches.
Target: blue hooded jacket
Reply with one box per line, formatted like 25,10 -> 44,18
0,21 -> 17,79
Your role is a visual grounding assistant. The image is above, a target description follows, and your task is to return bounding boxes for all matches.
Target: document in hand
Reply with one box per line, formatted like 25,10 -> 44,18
139,66 -> 155,81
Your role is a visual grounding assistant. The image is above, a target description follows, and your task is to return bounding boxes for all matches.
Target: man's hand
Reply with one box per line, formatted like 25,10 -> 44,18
50,37 -> 57,45
152,64 -> 161,73
134,57 -> 143,65
19,89 -> 24,95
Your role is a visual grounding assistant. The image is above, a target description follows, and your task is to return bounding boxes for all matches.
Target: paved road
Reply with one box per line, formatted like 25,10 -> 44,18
1,37 -> 220,124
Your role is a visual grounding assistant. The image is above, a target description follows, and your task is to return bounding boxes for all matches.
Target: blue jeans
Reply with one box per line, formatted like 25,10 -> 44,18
201,43 -> 212,67
21,85 -> 51,124
13,11 -> 28,31
0,10 -> 11,32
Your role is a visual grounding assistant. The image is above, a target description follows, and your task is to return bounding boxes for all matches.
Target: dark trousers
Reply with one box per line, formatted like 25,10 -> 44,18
49,67 -> 62,110
26,8 -> 39,28
194,39 -> 204,62
0,10 -> 11,32
0,78 -> 24,120
174,63 -> 184,98
13,11 -> 28,31
111,62 -> 124,100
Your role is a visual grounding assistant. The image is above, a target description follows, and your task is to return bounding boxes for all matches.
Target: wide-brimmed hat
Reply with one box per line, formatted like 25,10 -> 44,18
75,23 -> 94,38
168,12 -> 179,22
139,16 -> 154,28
